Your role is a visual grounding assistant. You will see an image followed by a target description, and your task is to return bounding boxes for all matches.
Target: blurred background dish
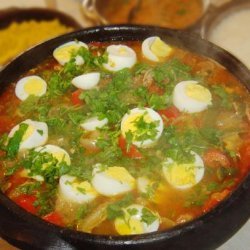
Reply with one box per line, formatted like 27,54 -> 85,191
82,0 -> 210,29
0,0 -> 92,69
0,7 -> 82,67
201,0 -> 250,69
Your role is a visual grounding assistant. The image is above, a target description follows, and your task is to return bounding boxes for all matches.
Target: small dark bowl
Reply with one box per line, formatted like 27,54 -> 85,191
0,7 -> 82,30
0,25 -> 249,250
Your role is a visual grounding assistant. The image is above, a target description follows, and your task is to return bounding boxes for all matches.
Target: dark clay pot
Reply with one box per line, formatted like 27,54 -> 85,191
0,25 -> 249,250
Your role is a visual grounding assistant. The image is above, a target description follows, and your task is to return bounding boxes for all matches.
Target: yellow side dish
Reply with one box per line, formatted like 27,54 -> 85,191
0,19 -> 73,65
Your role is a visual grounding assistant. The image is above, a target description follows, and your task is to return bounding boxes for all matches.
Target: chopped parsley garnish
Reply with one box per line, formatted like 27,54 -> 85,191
153,59 -> 192,89
107,194 -> 134,220
141,208 -> 158,225
33,184 -> 57,216
132,113 -> 159,142
22,150 -> 70,184
76,204 -> 89,220
18,182 -> 41,195
6,123 -> 28,159
212,85 -> 233,109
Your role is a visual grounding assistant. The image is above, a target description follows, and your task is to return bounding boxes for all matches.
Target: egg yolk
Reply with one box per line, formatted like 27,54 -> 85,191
150,37 -> 173,58
53,152 -> 70,165
54,44 -> 79,62
24,78 -> 44,95
122,113 -> 152,137
118,47 -> 128,55
185,83 -> 212,103
115,217 -> 144,235
109,59 -> 116,68
70,180 -> 97,196
165,163 -> 196,186
105,167 -> 135,188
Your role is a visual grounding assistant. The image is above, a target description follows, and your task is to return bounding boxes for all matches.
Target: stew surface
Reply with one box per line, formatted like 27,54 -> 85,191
0,37 -> 249,235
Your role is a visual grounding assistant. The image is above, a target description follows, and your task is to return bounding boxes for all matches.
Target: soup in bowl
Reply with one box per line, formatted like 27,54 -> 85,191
0,25 -> 249,249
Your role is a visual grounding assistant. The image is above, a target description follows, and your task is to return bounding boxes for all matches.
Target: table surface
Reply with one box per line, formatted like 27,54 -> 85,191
0,0 -> 249,249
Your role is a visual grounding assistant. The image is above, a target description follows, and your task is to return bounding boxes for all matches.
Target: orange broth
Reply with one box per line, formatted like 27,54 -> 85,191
0,40 -> 249,235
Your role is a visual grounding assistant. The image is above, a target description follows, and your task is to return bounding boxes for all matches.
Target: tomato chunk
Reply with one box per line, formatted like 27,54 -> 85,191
148,84 -> 165,95
13,194 -> 38,214
118,135 -> 142,159
203,149 -> 231,168
71,89 -> 84,106
158,106 -> 180,125
43,212 -> 64,226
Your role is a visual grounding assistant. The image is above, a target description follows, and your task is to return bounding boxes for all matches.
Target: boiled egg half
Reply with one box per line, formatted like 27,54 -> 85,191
142,36 -> 173,62
173,80 -> 212,113
162,151 -> 205,189
15,75 -> 47,101
24,145 -> 71,182
53,41 -> 88,65
137,176 -> 158,194
35,144 -> 71,166
59,175 -> 97,204
92,165 -> 135,197
8,119 -> 48,151
72,72 -> 100,90
121,107 -> 163,148
103,45 -> 137,71
114,204 -> 160,235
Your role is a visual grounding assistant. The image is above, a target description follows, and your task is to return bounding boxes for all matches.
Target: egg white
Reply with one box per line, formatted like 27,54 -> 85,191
75,55 -> 85,66
53,41 -> 88,65
103,45 -> 137,72
91,164 -> 135,197
15,75 -> 47,101
59,175 -> 97,204
137,177 -> 153,194
72,72 -> 100,90
80,117 -> 108,131
121,107 -> 163,148
142,36 -> 172,62
114,204 -> 160,235
8,119 -> 48,151
162,151 -> 205,189
173,80 -> 212,113
142,36 -> 159,62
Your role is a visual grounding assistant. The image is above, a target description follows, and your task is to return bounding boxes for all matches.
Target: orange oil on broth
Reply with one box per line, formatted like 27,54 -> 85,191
0,40 -> 249,236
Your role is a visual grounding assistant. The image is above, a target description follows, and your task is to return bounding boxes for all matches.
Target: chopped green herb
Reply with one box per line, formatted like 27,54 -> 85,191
141,208 -> 158,225
34,184 -> 57,216
132,113 -> 159,142
76,204 -> 89,220
6,123 -> 28,158
212,85 -> 233,109
19,182 -> 41,194
77,187 -> 86,194
107,194 -> 133,220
